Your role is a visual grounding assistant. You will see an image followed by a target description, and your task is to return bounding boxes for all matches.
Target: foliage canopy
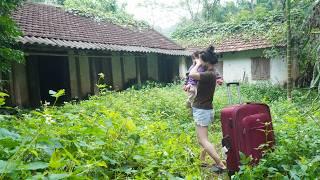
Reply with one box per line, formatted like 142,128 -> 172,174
0,0 -> 24,72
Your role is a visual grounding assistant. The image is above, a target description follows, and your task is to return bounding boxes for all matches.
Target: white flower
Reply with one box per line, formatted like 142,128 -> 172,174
44,114 -> 56,124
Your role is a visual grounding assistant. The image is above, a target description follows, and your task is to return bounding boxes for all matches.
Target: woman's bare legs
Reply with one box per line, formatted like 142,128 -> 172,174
196,125 -> 226,169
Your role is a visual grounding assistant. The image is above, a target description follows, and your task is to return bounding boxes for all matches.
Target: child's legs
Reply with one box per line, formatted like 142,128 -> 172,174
187,85 -> 197,106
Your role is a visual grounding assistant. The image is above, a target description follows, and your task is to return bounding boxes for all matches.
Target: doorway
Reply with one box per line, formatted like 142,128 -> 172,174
37,56 -> 71,104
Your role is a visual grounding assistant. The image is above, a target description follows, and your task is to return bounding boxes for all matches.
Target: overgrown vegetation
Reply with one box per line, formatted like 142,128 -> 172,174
172,0 -> 320,90
0,0 -> 24,72
0,83 -> 319,179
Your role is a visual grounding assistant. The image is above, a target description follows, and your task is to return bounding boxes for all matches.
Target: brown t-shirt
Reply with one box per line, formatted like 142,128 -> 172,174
192,71 -> 216,109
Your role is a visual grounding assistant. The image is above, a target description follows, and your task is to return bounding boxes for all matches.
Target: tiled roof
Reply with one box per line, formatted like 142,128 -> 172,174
17,36 -> 190,56
12,2 -> 187,55
187,37 -> 276,53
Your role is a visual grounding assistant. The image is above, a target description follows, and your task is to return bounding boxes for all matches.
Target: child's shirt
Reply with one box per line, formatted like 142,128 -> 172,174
185,64 -> 206,85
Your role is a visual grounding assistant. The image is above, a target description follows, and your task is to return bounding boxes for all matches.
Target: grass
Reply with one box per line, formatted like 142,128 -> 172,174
0,83 -> 319,179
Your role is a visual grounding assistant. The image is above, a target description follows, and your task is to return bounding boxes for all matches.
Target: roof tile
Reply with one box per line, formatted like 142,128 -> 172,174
187,37 -> 275,53
12,2 -> 183,51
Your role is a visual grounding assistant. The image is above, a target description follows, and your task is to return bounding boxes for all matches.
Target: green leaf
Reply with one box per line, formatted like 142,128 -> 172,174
48,173 -> 70,180
0,128 -> 20,139
49,89 -> 65,98
133,155 -> 144,161
23,161 -> 48,170
0,160 -> 20,173
239,152 -> 252,165
49,150 -> 63,169
0,92 -> 9,106
0,92 -> 9,97
0,138 -> 20,148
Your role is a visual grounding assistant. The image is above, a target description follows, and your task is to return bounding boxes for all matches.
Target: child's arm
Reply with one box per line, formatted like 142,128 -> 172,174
214,68 -> 224,85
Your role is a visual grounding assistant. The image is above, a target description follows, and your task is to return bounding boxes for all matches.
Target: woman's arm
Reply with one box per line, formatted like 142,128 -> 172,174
188,59 -> 202,80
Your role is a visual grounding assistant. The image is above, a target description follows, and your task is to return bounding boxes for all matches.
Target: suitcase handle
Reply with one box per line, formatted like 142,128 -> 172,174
226,82 -> 242,105
226,82 -> 240,86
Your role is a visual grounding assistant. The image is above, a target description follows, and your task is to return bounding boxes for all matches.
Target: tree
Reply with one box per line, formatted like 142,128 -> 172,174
179,0 -> 202,20
286,0 -> 293,100
308,0 -> 320,94
201,0 -> 221,21
0,0 -> 24,72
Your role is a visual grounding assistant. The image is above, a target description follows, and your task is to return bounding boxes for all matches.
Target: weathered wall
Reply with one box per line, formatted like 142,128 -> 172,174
78,56 -> 91,97
172,56 -> 182,81
147,53 -> 159,81
68,52 -> 80,98
10,62 -> 30,107
270,56 -> 288,85
123,54 -> 137,85
179,56 -> 188,79
221,49 -> 288,85
111,53 -> 123,90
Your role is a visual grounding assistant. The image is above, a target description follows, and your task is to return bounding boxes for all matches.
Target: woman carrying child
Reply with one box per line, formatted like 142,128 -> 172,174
188,46 -> 226,172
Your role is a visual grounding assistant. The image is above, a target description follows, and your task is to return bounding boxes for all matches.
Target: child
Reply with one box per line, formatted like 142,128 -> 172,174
183,51 -> 205,108
184,51 -> 223,108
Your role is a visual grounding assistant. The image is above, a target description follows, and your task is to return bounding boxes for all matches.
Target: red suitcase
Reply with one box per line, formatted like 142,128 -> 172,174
220,82 -> 275,175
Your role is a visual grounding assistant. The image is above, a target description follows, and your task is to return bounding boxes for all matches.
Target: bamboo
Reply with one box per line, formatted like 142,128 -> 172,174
286,0 -> 293,100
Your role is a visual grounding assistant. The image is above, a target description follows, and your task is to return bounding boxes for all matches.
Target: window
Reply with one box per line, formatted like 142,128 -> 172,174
251,57 -> 270,80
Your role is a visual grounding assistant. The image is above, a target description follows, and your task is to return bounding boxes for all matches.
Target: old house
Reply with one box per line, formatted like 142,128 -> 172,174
1,2 -> 189,107
188,37 -> 299,85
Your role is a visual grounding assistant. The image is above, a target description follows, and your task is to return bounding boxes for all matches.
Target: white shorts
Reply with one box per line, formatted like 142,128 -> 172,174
192,107 -> 214,127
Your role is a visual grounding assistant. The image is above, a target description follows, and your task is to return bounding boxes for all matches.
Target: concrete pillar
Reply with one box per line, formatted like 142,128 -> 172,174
123,55 -> 136,83
68,52 -> 80,99
111,53 -> 123,90
179,56 -> 187,79
11,62 -> 29,107
135,58 -> 141,86
79,56 -> 91,97
172,56 -> 180,81
147,53 -> 159,81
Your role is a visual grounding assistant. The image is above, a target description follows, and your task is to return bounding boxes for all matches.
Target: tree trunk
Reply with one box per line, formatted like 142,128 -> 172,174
250,0 -> 254,12
286,0 -> 293,100
186,0 -> 195,20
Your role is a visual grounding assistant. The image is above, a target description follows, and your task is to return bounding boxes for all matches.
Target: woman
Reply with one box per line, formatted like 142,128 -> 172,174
188,46 -> 226,172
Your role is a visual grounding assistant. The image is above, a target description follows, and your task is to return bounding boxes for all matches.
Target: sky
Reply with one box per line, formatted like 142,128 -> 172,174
118,0 -> 188,31
118,0 -> 235,33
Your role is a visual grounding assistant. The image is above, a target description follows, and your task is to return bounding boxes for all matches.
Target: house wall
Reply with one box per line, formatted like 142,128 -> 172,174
123,54 -> 137,87
10,62 -> 30,107
111,53 -> 123,90
68,52 -> 80,98
270,56 -> 288,84
78,56 -> 91,97
158,55 -> 180,82
147,53 -> 159,81
221,49 -> 288,85
8,50 -> 183,107
179,56 -> 188,79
